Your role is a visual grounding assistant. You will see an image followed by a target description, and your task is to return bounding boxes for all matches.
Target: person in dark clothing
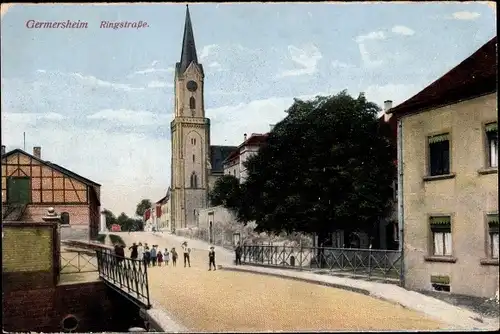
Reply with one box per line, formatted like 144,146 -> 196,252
116,244 -> 125,265
150,245 -> 157,266
235,242 -> 242,265
129,242 -> 138,260
208,246 -> 216,271
144,245 -> 151,267
171,248 -> 178,267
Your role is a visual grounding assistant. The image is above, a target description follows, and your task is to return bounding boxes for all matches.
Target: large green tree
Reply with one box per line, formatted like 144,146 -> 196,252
234,91 -> 396,245
209,174 -> 242,209
102,209 -> 117,229
135,199 -> 152,218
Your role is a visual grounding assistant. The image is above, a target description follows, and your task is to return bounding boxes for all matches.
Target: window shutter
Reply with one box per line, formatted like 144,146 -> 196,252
428,133 -> 449,144
430,216 -> 451,230
485,122 -> 498,133
488,214 -> 499,233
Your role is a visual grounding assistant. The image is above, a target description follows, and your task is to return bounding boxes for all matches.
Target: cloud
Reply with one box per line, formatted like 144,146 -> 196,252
331,60 -> 355,69
199,44 -> 219,61
71,72 -> 145,92
452,11 -> 481,20
36,69 -> 47,73
147,80 -> 173,88
2,112 -> 66,123
391,25 -> 415,36
354,31 -> 387,68
87,109 -> 169,126
151,60 -> 159,67
277,44 -> 323,78
363,83 -> 420,113
131,67 -> 174,76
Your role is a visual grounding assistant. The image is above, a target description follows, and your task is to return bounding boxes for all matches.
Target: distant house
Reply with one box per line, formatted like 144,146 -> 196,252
155,188 -> 171,232
222,133 -> 268,183
389,36 -> 498,298
1,146 -> 101,240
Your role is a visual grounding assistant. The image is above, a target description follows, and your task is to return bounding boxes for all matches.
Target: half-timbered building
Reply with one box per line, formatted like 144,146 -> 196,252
1,146 -> 101,240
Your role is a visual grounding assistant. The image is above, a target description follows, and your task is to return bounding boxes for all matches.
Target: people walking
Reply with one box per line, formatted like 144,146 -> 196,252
182,241 -> 191,268
157,250 -> 163,267
129,242 -> 138,260
235,242 -> 242,265
150,245 -> 157,267
164,248 -> 170,266
208,246 -> 216,271
144,244 -> 151,267
137,243 -> 144,262
171,248 -> 178,267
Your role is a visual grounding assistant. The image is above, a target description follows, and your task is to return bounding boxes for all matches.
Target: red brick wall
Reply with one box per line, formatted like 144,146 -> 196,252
24,204 -> 90,226
2,281 -> 143,332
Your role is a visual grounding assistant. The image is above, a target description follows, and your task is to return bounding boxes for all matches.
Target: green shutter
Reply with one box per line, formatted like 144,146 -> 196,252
430,216 -> 451,230
7,177 -> 30,205
488,214 -> 499,233
485,122 -> 498,133
428,133 -> 449,144
431,275 -> 450,285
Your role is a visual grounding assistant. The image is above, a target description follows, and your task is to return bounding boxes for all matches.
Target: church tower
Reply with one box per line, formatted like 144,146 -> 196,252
170,5 -> 210,230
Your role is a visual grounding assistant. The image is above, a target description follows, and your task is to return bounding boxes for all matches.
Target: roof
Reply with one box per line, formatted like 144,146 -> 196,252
177,5 -> 202,76
210,145 -> 238,173
156,187 -> 171,205
223,133 -> 268,164
390,36 -> 497,116
1,148 -> 101,205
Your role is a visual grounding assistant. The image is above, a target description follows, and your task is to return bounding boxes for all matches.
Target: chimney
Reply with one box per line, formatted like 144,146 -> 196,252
1,145 -> 5,156
269,124 -> 275,131
33,146 -> 41,159
243,133 -> 247,141
384,100 -> 393,113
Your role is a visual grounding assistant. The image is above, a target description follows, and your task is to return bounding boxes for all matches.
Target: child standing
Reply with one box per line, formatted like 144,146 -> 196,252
164,248 -> 170,266
171,247 -> 178,267
157,250 -> 163,267
208,246 -> 216,271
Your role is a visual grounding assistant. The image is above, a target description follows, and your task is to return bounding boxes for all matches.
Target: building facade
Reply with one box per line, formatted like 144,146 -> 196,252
223,133 -> 268,182
390,37 -> 498,298
155,188 -> 171,231
170,6 -> 236,231
1,146 -> 101,240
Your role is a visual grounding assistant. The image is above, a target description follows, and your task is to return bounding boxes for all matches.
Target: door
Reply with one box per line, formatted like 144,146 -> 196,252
7,177 -> 30,204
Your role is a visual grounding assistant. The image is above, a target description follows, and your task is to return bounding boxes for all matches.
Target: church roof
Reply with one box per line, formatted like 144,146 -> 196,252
177,5 -> 201,76
390,36 -> 497,116
210,145 -> 238,173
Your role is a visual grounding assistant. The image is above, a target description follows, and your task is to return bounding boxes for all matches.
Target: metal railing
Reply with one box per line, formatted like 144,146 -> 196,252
95,249 -> 151,309
242,245 -> 402,283
60,250 -> 99,274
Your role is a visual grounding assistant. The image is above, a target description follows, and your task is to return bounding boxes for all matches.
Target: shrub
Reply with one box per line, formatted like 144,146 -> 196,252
108,234 -> 125,246
96,234 -> 106,244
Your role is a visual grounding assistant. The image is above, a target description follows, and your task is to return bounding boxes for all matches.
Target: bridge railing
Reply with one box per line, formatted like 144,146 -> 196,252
95,249 -> 151,309
242,244 -> 402,283
60,250 -> 99,274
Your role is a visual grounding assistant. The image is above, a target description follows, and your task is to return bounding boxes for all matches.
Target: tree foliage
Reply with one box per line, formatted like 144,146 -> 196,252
209,174 -> 242,210
135,199 -> 152,217
102,208 -> 144,232
232,91 -> 396,243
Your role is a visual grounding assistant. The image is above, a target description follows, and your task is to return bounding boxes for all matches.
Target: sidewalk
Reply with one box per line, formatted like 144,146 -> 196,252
220,264 -> 500,331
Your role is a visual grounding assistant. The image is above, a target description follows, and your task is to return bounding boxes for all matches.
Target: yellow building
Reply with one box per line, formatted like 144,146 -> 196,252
389,37 -> 498,298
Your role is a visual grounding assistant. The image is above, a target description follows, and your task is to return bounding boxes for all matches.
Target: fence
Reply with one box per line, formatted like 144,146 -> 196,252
242,245 -> 402,283
95,249 -> 151,309
60,250 -> 99,274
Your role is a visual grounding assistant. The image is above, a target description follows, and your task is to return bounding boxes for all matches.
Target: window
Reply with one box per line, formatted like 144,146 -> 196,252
430,275 -> 451,292
430,216 -> 452,256
191,138 -> 196,146
190,97 -> 196,109
488,214 -> 499,259
61,212 -> 70,225
7,177 -> 30,204
486,122 -> 498,168
192,154 -> 195,163
428,134 -> 450,176
190,172 -> 198,188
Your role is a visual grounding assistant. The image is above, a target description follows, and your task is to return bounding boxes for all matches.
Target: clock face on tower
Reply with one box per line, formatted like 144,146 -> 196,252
186,80 -> 198,92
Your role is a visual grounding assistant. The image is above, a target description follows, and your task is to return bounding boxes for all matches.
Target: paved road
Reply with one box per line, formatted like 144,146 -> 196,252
108,232 -> 445,331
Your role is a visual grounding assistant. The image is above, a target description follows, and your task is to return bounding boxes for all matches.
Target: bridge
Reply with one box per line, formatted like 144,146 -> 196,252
59,232 -> 496,332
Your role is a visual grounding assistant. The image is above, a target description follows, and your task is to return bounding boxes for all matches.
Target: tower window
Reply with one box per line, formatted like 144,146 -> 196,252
191,138 -> 197,145
192,154 -> 195,163
190,172 -> 198,188
190,97 -> 196,110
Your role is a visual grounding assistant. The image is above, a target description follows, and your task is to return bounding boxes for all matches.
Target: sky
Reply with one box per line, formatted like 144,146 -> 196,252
1,2 -> 496,217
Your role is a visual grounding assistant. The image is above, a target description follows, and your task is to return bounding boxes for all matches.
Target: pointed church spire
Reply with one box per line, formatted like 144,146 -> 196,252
178,4 -> 199,75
